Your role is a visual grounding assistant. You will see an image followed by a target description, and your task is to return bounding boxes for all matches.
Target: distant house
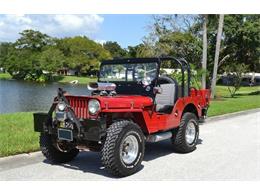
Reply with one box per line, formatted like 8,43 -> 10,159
57,68 -> 79,76
161,68 -> 197,76
219,73 -> 260,86
162,68 -> 181,74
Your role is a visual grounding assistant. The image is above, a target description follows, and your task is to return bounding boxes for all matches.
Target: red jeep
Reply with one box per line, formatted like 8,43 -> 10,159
34,57 -> 210,177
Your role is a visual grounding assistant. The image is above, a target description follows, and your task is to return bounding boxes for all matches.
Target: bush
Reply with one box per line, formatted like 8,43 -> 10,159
166,64 -> 206,89
223,63 -> 248,97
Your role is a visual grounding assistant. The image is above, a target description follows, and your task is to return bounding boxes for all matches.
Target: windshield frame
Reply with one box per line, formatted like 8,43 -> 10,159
98,57 -> 191,97
98,58 -> 160,83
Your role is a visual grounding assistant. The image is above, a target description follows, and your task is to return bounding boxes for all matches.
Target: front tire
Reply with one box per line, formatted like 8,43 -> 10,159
40,133 -> 79,163
172,112 -> 199,153
101,120 -> 145,177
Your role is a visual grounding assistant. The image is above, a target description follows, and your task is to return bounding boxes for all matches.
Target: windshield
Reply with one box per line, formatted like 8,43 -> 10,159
99,63 -> 158,83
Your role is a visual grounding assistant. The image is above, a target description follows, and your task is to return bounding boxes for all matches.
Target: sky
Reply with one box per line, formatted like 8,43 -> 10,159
0,14 -> 152,48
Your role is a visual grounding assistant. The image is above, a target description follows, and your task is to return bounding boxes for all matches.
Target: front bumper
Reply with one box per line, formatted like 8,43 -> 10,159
33,112 -> 106,142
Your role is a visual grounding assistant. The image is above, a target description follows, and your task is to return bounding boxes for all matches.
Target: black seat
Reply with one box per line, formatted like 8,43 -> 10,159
155,76 -> 178,113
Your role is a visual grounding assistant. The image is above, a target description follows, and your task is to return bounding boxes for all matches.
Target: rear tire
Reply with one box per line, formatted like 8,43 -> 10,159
40,133 -> 79,163
172,112 -> 199,153
101,120 -> 145,177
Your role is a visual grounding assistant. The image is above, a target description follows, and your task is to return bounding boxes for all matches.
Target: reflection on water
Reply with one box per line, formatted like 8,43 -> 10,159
0,80 -> 90,113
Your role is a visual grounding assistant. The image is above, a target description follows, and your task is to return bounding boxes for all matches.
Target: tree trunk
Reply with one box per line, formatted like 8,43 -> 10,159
210,14 -> 224,98
201,15 -> 208,89
251,72 -> 255,86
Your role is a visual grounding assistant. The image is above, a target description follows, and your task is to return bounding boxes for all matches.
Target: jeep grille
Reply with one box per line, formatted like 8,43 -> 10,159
66,96 -> 88,119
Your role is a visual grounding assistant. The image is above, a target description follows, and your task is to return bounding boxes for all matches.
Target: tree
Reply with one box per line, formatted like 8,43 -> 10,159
210,14 -> 224,99
103,41 -> 127,58
194,15 -> 259,88
4,47 -> 40,79
224,63 -> 248,97
57,36 -> 111,75
0,42 -> 13,71
135,37 -> 157,57
127,44 -> 146,58
3,29 -> 56,80
15,29 -> 54,51
39,47 -> 65,72
220,15 -> 260,74
139,15 -> 202,66
201,15 -> 208,89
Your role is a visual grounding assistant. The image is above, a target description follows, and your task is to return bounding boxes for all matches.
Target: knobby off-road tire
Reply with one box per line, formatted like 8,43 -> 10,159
172,112 -> 199,153
40,133 -> 79,163
101,120 -> 145,177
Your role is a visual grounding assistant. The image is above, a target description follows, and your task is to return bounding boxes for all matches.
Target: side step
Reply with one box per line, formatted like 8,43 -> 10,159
146,131 -> 172,143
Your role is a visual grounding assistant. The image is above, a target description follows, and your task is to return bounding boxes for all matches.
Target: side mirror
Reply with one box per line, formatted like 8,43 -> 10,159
153,87 -> 162,94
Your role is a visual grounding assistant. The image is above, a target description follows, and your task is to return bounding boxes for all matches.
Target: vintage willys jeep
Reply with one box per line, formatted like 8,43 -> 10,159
34,57 -> 210,177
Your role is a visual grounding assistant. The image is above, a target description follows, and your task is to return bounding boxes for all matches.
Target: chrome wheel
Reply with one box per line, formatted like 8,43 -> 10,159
120,135 -> 139,164
185,120 -> 196,144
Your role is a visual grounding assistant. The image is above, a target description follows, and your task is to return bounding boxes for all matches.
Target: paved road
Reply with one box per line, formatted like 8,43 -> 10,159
0,111 -> 259,180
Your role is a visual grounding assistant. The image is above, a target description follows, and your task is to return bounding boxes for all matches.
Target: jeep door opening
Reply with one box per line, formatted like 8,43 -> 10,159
34,57 -> 210,177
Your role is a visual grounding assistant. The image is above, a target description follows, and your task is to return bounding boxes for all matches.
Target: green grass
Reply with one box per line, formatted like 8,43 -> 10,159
53,75 -> 97,84
0,85 -> 259,157
0,72 -> 12,80
0,72 -> 97,84
214,85 -> 260,97
208,85 -> 260,116
0,112 -> 39,157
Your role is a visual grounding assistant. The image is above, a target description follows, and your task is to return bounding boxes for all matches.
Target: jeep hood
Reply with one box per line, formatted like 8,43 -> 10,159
97,95 -> 153,109
64,94 -> 153,110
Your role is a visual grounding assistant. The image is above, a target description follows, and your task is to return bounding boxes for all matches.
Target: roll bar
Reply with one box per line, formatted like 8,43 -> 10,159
158,57 -> 191,97
100,57 -> 191,97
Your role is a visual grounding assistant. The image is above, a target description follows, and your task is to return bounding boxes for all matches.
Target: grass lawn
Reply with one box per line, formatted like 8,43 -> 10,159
0,85 -> 259,157
0,72 -> 12,80
0,72 -> 97,84
0,112 -> 39,157
208,86 -> 260,116
53,75 -> 97,84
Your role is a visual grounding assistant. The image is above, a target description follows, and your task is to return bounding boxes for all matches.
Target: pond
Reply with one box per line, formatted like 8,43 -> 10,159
0,80 -> 91,114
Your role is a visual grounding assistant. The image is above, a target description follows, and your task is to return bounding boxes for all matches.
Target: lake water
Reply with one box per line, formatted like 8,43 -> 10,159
0,80 -> 91,114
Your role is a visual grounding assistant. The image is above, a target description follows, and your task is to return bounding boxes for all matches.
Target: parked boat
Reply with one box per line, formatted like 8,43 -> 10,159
70,80 -> 79,84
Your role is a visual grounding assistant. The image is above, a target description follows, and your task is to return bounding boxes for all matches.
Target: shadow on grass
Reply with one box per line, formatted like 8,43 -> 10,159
226,90 -> 260,98
222,96 -> 240,99
43,138 -> 203,178
248,91 -> 260,95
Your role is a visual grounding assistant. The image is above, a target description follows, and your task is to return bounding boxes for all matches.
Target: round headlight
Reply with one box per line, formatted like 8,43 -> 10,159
88,99 -> 100,115
57,102 -> 66,111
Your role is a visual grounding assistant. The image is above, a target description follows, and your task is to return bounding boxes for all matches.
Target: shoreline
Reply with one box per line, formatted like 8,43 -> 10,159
0,73 -> 97,85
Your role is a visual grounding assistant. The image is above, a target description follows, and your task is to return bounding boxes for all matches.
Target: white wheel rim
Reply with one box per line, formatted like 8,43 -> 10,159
120,135 -> 139,165
185,121 -> 196,144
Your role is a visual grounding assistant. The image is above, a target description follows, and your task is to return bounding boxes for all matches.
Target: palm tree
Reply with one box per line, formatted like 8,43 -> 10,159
210,14 -> 224,98
201,15 -> 208,89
